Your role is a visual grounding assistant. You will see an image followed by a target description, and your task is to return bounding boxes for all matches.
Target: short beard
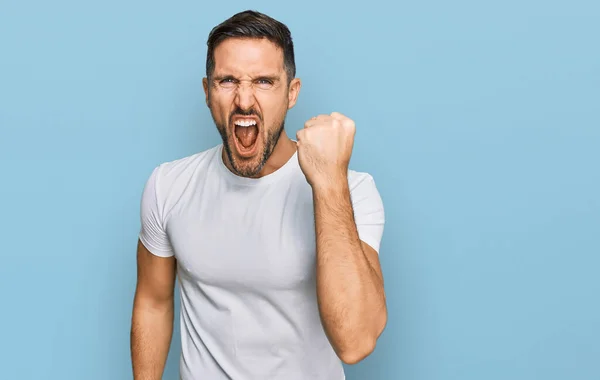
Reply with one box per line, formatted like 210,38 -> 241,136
216,119 -> 285,178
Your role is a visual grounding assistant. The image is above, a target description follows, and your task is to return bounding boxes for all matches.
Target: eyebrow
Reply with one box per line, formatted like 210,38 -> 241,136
212,74 -> 281,82
254,75 -> 280,82
212,74 -> 234,81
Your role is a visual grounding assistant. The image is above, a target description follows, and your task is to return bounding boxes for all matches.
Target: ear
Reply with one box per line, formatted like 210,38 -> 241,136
202,77 -> 209,106
287,77 -> 301,109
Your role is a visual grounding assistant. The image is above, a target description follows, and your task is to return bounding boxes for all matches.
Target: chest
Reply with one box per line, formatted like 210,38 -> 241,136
166,181 -> 317,291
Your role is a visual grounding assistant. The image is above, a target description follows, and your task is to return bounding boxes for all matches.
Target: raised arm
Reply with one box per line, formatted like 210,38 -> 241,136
296,112 -> 387,364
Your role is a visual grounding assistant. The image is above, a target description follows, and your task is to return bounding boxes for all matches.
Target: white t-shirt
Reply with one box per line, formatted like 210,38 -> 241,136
139,143 -> 385,380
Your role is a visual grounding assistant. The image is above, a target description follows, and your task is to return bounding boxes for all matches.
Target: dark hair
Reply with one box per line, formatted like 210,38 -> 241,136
206,10 -> 296,83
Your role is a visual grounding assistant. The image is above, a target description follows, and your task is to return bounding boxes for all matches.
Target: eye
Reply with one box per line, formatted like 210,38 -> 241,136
255,78 -> 274,88
218,77 -> 237,88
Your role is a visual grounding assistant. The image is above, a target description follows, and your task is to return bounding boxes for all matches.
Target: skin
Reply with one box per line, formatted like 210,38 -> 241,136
130,37 -> 386,379
297,112 -> 388,363
203,37 -> 301,178
130,240 -> 176,380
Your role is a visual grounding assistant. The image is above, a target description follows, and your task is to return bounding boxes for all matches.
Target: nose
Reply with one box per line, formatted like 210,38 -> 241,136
234,82 -> 256,112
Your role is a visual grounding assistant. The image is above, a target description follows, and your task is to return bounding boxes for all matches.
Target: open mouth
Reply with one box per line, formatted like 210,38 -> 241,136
233,118 -> 260,156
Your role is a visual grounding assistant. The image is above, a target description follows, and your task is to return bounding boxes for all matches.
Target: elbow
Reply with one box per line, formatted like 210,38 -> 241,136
376,306 -> 388,338
337,328 -> 384,365
338,336 -> 377,365
338,311 -> 387,365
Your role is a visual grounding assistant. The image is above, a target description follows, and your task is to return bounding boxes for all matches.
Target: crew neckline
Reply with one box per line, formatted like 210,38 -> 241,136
215,143 -> 299,186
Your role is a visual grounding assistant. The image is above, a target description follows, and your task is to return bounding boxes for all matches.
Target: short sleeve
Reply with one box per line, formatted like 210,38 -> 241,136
138,166 -> 174,257
350,173 -> 385,253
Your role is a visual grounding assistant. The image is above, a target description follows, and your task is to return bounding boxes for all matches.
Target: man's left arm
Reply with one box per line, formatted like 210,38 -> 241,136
312,173 -> 387,365
297,111 -> 387,364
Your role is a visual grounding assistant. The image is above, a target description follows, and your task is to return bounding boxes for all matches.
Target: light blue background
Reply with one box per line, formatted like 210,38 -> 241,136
1,0 -> 598,379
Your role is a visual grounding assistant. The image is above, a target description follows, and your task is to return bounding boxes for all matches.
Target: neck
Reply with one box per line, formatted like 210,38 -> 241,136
258,133 -> 297,177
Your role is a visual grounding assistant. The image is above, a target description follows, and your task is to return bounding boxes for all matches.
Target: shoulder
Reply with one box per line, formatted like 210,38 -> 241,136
348,169 -> 383,201
348,169 -> 376,191
149,144 -> 219,186
347,169 -> 386,252
154,145 -> 220,181
142,144 -> 221,205
347,169 -> 385,215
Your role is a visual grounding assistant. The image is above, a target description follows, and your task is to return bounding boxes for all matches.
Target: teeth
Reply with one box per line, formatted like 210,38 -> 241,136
234,120 -> 257,127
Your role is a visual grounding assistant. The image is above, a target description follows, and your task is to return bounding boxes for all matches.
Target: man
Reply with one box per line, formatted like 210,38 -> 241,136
130,10 -> 387,380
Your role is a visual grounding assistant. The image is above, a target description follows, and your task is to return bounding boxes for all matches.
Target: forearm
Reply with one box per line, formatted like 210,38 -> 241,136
130,298 -> 174,380
312,179 -> 386,363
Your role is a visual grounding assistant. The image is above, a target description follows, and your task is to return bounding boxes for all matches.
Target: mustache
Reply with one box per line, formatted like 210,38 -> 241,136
230,107 -> 262,121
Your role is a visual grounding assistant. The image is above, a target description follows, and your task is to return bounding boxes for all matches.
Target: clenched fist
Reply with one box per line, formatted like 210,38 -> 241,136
296,112 -> 356,190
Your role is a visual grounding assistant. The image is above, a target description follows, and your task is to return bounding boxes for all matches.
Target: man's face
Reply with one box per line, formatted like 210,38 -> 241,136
203,37 -> 300,177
